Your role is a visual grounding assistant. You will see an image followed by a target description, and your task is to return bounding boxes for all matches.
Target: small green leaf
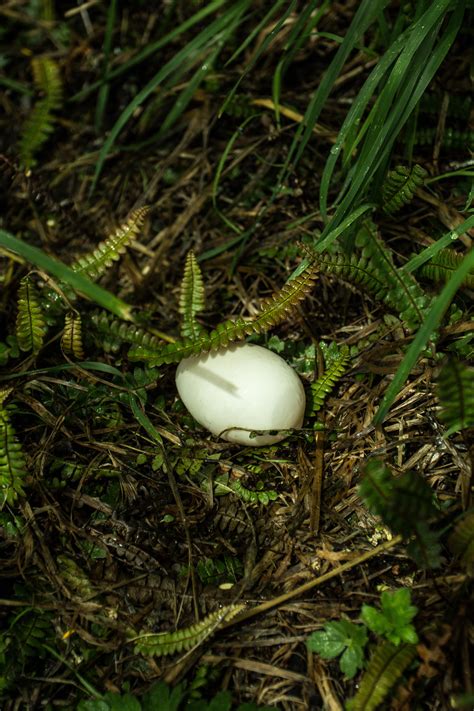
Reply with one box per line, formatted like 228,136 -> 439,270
141,681 -> 186,711
340,643 -> 366,679
361,589 -> 418,646
76,701 -> 110,711
104,692 -> 142,711
307,620 -> 368,678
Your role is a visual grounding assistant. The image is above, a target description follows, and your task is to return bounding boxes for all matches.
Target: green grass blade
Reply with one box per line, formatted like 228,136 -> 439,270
312,203 -> 376,253
94,0 -> 118,132
319,0 -> 463,237
282,0 -> 390,177
373,248 -> 474,425
219,0 -> 296,117
0,229 -> 133,321
90,0 -> 250,193
272,0 -> 328,126
70,0 -> 229,103
212,113 -> 261,233
404,215 -> 474,274
319,29 -> 409,219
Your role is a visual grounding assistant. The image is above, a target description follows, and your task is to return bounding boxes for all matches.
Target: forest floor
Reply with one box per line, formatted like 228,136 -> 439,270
0,2 -> 473,710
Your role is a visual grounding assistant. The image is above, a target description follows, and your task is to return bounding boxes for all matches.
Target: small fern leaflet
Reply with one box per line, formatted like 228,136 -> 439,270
436,358 -> 474,436
129,256 -> 318,365
0,388 -> 27,508
61,312 -> 85,359
19,56 -> 63,169
72,206 -> 149,281
359,459 -> 441,568
448,510 -> 474,576
347,642 -> 417,711
15,277 -> 47,354
419,248 -> 474,289
355,222 -> 429,330
133,604 -> 245,657
382,164 -> 427,214
310,344 -> 350,414
179,250 -> 206,339
307,222 -> 430,330
90,311 -> 163,353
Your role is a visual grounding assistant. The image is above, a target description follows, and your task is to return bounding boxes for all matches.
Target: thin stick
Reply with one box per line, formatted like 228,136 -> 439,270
223,535 -> 403,628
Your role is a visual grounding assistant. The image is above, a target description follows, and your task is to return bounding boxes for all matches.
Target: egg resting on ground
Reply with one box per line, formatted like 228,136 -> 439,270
175,343 -> 306,446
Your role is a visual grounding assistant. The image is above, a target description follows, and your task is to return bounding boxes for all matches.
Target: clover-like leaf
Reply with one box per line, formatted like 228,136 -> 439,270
307,619 -> 368,678
361,588 -> 418,646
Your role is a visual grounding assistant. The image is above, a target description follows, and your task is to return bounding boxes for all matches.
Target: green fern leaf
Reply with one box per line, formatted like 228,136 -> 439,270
359,459 -> 441,568
313,251 -> 388,299
15,277 -> 47,354
0,389 -> 27,508
90,311 -> 163,353
196,555 -> 243,585
179,250 -> 206,339
347,641 -> 417,711
72,206 -> 149,281
419,248 -> 474,289
360,459 -> 438,533
230,479 -> 278,505
61,312 -> 84,359
57,555 -> 95,598
309,222 -> 430,330
310,344 -> 350,414
436,358 -> 474,436
355,223 -> 430,330
449,510 -> 474,576
133,604 -> 245,657
382,164 -> 427,214
129,255 -> 318,365
19,56 -> 63,169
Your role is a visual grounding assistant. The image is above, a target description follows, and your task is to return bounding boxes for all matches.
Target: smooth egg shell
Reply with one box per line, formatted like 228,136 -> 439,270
175,343 -> 306,446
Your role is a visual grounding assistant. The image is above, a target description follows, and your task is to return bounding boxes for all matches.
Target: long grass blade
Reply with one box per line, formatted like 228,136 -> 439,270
319,0 -> 462,238
94,0 -> 118,132
90,0 -> 251,193
70,0 -> 229,103
404,215 -> 474,274
0,229 -> 133,321
373,248 -> 474,425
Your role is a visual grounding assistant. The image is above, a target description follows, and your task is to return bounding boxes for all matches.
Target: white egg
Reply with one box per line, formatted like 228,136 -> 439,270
175,343 -> 306,446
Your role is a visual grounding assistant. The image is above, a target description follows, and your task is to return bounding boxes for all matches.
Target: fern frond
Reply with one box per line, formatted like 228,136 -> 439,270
355,223 -> 430,330
403,126 -> 474,149
0,388 -> 13,408
57,554 -> 95,598
436,359 -> 474,436
347,642 -> 417,711
308,223 -> 430,330
133,604 -> 245,657
129,256 -> 318,365
0,392 -> 27,508
61,312 -> 84,359
360,459 -> 441,568
310,344 -> 350,414
382,164 -> 427,214
72,206 -> 149,281
448,510 -> 474,575
360,459 -> 437,535
420,92 -> 472,119
308,249 -> 387,299
179,250 -> 206,339
89,311 -> 162,353
196,555 -> 243,585
15,277 -> 47,353
419,248 -> 474,289
230,479 -> 278,505
19,56 -> 63,169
